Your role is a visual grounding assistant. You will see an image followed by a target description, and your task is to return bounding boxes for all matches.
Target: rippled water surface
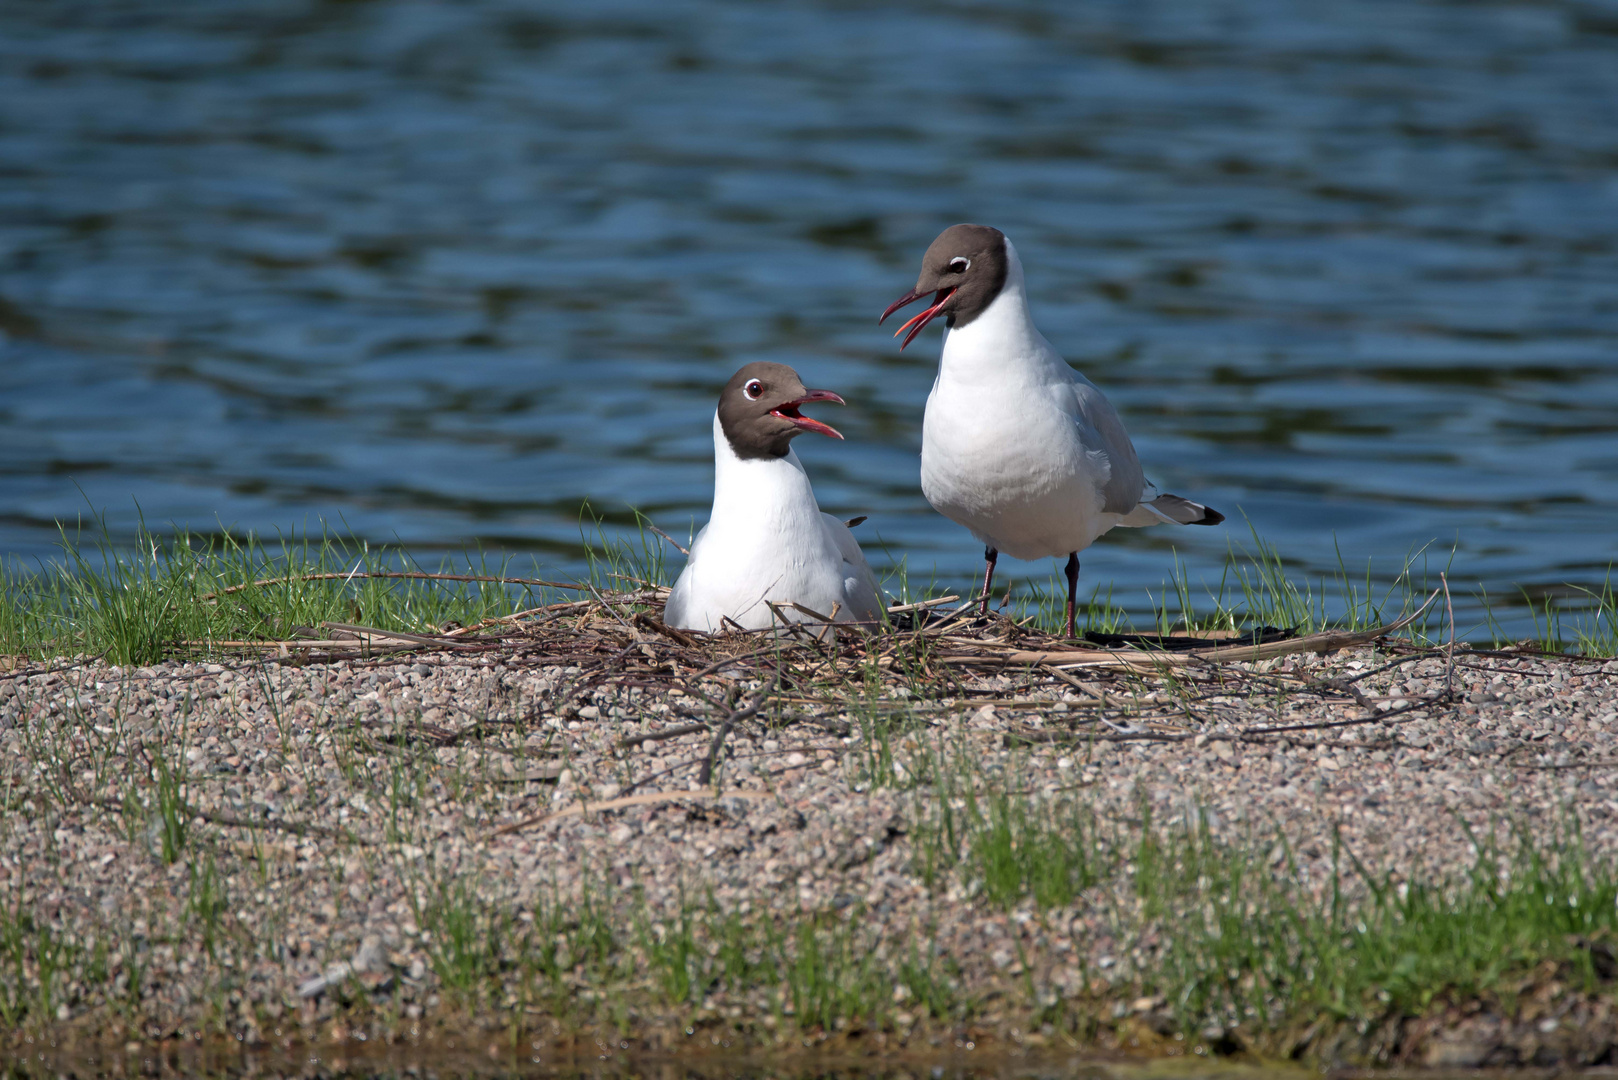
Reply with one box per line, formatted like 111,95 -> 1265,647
3,0 -> 1617,630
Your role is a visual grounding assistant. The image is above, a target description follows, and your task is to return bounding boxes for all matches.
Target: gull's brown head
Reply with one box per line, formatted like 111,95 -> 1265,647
717,361 -> 846,460
879,224 -> 1009,348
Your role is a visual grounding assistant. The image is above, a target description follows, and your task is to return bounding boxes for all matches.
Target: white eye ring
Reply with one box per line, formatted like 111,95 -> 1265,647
949,257 -> 970,272
744,379 -> 763,399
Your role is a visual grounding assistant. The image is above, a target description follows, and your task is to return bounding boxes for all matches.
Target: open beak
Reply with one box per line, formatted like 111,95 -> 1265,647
879,288 -> 956,349
772,388 -> 846,440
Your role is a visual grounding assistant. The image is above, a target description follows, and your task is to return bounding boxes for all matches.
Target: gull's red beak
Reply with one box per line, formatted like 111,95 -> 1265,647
879,287 -> 956,349
773,388 -> 845,440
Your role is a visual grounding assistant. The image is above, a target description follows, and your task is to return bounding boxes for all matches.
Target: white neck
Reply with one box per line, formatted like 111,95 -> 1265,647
938,238 -> 1065,385
709,411 -> 819,522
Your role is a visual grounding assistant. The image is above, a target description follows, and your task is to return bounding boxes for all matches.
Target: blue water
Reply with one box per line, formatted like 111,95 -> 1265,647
3,0 -> 1617,633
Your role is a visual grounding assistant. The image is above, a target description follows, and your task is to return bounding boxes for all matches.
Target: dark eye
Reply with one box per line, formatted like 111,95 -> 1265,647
948,257 -> 970,273
744,379 -> 763,399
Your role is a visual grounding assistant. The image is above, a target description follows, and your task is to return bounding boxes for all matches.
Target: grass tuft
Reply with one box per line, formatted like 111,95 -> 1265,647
0,517 -> 566,665
413,868 -> 511,1004
1128,804 -> 1618,1034
3,507 -> 1617,659
909,737 -> 1618,1040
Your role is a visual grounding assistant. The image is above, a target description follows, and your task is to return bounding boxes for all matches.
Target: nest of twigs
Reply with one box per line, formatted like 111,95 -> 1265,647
180,569 -> 1429,672
158,571 -> 1477,781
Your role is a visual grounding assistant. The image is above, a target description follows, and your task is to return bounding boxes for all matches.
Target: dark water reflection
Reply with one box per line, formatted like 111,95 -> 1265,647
2,0 -> 1617,633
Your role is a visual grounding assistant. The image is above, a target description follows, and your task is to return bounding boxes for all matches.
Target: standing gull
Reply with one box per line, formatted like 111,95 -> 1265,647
663,362 -> 882,633
881,224 -> 1223,637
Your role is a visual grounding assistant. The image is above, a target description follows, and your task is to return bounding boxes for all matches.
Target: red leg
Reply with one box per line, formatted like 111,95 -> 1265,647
1064,552 -> 1080,638
978,546 -> 998,616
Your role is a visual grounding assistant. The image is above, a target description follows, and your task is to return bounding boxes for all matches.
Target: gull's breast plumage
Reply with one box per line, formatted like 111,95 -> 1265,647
922,377 -> 1119,560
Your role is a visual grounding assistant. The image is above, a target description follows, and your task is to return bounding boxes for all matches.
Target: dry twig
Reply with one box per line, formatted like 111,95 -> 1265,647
199,570 -> 584,602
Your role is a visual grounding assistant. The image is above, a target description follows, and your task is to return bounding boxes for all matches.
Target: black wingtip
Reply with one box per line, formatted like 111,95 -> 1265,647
1195,506 -> 1226,526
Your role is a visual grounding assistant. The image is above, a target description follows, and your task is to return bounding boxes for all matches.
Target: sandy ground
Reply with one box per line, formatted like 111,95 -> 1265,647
3,635 -> 1617,1067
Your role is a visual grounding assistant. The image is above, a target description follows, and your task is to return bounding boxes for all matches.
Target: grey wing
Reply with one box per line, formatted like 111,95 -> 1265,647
1063,371 -> 1224,529
819,513 -> 883,624
1067,373 -> 1146,515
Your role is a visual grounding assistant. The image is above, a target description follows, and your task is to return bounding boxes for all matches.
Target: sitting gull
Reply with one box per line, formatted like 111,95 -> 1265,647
663,362 -> 882,633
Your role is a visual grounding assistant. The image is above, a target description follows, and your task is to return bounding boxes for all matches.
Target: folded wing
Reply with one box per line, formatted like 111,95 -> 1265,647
819,513 -> 883,623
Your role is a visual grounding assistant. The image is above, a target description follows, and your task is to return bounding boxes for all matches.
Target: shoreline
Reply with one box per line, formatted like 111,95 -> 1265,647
5,606 -> 1618,1070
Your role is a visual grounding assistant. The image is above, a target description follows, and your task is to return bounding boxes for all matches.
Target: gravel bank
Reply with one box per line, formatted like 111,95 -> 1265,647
3,634 -> 1617,1068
